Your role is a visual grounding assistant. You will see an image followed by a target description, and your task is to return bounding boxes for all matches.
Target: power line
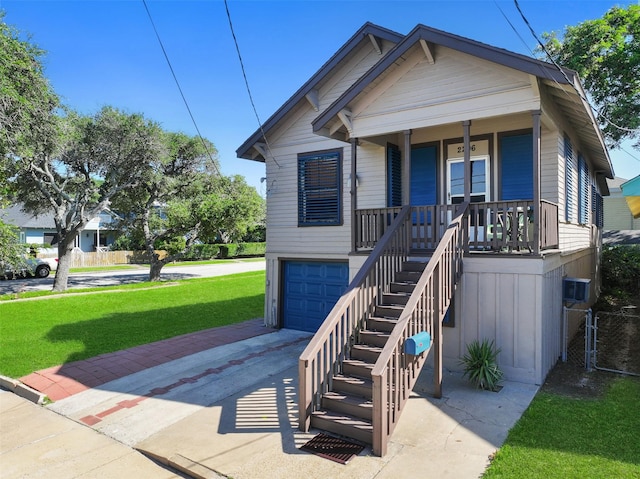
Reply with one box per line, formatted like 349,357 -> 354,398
513,0 -> 640,137
223,0 -> 280,167
141,0 -> 222,177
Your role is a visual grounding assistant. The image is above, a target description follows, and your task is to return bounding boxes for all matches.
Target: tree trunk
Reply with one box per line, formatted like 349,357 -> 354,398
149,255 -> 165,282
52,237 -> 76,292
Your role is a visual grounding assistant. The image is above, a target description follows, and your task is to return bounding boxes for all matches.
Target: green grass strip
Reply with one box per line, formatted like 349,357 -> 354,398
0,271 -> 265,378
483,377 -> 640,478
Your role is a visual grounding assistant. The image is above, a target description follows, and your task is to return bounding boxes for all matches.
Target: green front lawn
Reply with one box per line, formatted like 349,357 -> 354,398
484,377 -> 640,478
0,271 -> 265,378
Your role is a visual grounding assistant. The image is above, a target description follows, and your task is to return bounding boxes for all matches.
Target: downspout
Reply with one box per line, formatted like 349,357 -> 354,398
351,137 -> 358,252
532,110 -> 541,255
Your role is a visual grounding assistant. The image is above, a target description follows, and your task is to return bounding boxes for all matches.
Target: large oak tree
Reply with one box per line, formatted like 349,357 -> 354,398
111,131 -> 221,281
13,107 -> 164,291
541,5 -> 639,150
0,14 -> 59,263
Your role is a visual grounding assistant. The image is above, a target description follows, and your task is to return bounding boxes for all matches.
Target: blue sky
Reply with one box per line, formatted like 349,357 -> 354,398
2,0 -> 638,194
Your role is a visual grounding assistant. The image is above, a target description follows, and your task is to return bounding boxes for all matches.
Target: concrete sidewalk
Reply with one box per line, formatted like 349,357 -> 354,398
1,327 -> 539,478
0,391 -> 181,478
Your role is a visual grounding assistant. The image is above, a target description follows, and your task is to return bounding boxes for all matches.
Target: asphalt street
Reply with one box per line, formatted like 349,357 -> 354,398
0,260 -> 266,296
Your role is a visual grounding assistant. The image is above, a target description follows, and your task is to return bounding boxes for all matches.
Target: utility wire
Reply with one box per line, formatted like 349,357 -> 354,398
142,0 -> 222,177
513,0 -> 640,136
223,0 -> 280,167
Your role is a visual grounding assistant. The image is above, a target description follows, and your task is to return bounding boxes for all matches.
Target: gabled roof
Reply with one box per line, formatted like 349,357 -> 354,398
1,205 -> 56,229
236,22 -> 403,161
311,23 -> 612,180
312,24 -> 576,134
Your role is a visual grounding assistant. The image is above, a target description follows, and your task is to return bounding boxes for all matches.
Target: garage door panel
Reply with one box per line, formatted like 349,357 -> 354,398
283,261 -> 349,332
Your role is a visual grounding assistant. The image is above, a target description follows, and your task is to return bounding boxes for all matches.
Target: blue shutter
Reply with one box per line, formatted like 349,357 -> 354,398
410,146 -> 437,205
387,144 -> 402,207
500,133 -> 533,200
298,151 -> 342,226
565,137 -> 575,222
596,192 -> 604,228
578,155 -> 589,224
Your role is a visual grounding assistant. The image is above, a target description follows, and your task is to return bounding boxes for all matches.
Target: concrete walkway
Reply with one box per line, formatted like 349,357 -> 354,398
1,323 -> 539,479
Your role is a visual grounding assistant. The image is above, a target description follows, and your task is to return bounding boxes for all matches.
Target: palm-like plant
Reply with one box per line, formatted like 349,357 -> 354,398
460,339 -> 503,391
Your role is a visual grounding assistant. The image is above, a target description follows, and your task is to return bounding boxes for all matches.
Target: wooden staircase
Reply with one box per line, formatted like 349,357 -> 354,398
309,260 -> 427,445
299,202 -> 468,456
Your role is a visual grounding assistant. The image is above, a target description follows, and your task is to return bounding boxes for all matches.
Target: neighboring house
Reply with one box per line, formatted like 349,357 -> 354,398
237,23 -> 612,454
604,177 -> 640,230
1,205 -> 119,253
621,174 -> 640,220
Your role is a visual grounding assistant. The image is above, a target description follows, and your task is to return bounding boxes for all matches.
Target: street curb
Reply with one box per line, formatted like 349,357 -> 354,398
0,375 -> 48,405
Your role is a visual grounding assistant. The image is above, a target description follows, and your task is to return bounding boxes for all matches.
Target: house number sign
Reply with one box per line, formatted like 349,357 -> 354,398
447,139 -> 489,159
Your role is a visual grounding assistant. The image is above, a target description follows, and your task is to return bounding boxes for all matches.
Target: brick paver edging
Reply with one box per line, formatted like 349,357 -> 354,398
19,319 -> 269,401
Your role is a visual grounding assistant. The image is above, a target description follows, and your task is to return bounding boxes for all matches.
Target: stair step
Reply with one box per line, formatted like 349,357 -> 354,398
374,305 -> 403,319
389,282 -> 416,294
321,392 -> 373,420
343,358 -> 374,379
381,292 -> 410,306
395,271 -> 421,283
310,410 -> 373,445
332,375 -> 372,399
402,261 -> 428,272
351,344 -> 382,363
366,316 -> 398,333
358,330 -> 390,347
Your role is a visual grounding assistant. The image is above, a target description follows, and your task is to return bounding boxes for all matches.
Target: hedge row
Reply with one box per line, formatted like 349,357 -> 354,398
183,242 -> 266,260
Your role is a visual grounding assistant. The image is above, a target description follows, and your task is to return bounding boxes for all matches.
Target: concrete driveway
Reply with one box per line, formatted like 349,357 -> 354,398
0,260 -> 265,296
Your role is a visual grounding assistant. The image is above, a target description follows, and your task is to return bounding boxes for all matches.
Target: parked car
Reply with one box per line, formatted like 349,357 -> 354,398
1,257 -> 52,280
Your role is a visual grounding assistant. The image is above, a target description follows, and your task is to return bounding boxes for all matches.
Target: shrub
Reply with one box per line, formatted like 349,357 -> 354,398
460,339 -> 503,391
184,242 -> 265,260
600,245 -> 640,296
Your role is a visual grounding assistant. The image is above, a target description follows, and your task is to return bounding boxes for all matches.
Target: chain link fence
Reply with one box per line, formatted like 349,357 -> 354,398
564,307 -> 640,377
591,308 -> 640,376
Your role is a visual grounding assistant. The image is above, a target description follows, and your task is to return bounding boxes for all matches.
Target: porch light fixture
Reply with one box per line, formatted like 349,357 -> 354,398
347,173 -> 360,188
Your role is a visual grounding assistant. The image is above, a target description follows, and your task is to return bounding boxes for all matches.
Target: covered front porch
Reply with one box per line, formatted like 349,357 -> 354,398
354,199 -> 559,254
345,113 -> 558,256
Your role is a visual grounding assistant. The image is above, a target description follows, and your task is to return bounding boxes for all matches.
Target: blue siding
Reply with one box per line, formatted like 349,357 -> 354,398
283,261 -> 349,332
411,146 -> 437,205
500,133 -> 533,201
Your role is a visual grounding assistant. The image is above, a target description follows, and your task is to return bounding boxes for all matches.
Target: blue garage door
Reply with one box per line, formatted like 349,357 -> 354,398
283,261 -> 349,332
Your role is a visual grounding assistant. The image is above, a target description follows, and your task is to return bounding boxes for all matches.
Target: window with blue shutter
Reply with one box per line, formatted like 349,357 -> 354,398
565,137 -> 575,222
578,154 -> 589,224
500,132 -> 533,200
298,149 -> 342,226
591,184 -> 604,228
387,144 -> 402,207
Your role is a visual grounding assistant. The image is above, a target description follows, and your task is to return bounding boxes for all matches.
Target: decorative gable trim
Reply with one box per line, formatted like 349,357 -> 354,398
313,24 -> 576,135
236,22 -> 403,161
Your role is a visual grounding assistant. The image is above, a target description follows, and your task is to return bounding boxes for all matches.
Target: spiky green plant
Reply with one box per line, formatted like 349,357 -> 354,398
460,339 -> 503,391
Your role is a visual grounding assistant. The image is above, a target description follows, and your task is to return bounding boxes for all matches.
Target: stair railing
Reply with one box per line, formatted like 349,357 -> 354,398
299,205 -> 412,432
370,201 -> 469,456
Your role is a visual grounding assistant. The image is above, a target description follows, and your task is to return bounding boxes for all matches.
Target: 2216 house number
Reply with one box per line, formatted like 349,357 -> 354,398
457,144 -> 477,154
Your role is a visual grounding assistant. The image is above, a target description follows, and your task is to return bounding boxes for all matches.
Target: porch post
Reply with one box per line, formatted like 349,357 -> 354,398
402,130 -> 412,205
463,120 -> 471,203
532,110 -> 541,255
351,137 -> 358,252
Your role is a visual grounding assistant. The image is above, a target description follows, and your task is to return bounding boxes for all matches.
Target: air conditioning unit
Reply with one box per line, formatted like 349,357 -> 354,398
563,277 -> 591,303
